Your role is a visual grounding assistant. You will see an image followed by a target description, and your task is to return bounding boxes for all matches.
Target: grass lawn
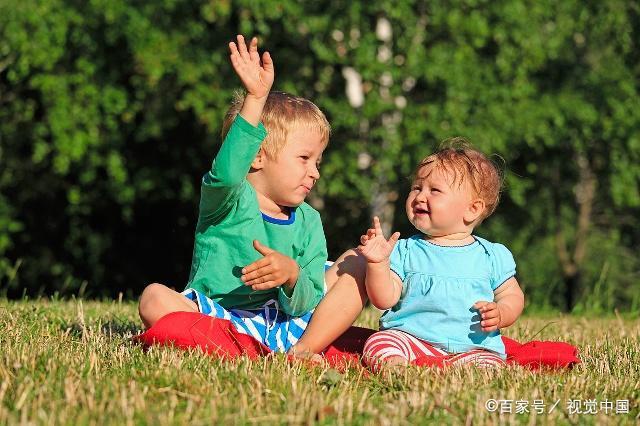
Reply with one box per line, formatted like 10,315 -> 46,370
0,298 -> 638,425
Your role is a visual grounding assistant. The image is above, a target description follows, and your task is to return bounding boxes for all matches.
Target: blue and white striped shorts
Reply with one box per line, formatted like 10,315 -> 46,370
181,288 -> 313,353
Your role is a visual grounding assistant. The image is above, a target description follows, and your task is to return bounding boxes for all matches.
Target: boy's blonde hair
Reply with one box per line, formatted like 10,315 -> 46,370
221,91 -> 330,158
415,137 -> 504,220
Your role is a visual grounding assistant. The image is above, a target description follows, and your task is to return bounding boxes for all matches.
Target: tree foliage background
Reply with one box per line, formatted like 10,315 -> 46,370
1,0 -> 639,313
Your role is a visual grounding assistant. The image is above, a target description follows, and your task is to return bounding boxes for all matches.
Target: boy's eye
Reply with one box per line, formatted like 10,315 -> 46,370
300,156 -> 309,160
411,186 -> 421,191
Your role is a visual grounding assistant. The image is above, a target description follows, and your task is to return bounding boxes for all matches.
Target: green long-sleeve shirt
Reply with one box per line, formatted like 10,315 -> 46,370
185,115 -> 327,316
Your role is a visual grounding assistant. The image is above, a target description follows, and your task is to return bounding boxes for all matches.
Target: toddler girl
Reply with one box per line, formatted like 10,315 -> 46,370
358,140 -> 524,369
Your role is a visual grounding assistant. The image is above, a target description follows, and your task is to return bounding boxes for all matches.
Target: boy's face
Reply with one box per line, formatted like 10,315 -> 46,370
256,126 -> 326,211
406,165 -> 478,237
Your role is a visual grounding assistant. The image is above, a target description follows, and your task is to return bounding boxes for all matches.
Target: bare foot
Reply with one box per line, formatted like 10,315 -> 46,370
288,344 -> 323,363
365,355 -> 409,373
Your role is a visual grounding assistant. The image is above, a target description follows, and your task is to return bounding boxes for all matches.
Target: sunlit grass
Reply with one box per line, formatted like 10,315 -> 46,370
0,298 -> 638,425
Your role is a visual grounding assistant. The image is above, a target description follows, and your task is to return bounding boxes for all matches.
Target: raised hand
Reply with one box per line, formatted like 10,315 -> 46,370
229,35 -> 274,100
241,240 -> 299,291
356,216 -> 400,264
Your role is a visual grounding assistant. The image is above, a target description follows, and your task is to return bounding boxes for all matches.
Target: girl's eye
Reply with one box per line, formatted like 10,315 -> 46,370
300,156 -> 309,160
431,188 -> 441,193
411,186 -> 421,191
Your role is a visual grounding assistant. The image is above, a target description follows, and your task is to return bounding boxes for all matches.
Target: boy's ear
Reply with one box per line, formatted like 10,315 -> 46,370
464,198 -> 486,223
251,148 -> 266,170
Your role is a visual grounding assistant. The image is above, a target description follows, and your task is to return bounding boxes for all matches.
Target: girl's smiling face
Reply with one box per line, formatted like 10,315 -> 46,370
406,164 -> 479,240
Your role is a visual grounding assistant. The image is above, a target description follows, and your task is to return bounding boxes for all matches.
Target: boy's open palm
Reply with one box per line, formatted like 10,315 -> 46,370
229,35 -> 274,99
241,240 -> 299,291
357,216 -> 400,264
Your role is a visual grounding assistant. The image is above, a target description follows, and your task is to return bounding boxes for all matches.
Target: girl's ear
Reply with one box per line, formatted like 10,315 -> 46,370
251,148 -> 266,170
464,198 -> 486,223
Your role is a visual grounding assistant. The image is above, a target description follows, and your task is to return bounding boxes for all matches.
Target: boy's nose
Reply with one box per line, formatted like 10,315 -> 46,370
309,165 -> 320,179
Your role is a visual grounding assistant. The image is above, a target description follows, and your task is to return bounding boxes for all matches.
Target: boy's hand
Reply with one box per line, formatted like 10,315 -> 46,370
474,301 -> 501,332
229,35 -> 274,100
356,216 -> 400,264
241,240 -> 299,291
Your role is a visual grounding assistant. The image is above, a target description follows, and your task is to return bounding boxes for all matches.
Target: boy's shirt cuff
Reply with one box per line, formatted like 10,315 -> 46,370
234,114 -> 268,140
277,273 -> 322,317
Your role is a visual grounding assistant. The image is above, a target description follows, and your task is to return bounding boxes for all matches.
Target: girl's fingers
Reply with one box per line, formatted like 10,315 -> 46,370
483,303 -> 498,313
373,216 -> 383,234
481,317 -> 499,330
474,301 -> 489,310
481,309 -> 500,320
388,231 -> 400,245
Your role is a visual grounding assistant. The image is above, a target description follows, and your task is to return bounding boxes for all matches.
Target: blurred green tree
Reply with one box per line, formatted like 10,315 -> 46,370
1,0 -> 638,312
300,0 -> 640,312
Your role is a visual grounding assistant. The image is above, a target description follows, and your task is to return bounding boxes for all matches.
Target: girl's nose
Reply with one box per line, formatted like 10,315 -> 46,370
414,189 -> 427,202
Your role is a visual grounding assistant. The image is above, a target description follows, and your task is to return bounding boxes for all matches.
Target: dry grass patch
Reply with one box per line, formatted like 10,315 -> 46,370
0,299 -> 638,425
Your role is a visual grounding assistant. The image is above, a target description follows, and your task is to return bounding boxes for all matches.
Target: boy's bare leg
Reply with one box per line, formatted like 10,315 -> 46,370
290,249 -> 368,355
138,283 -> 198,329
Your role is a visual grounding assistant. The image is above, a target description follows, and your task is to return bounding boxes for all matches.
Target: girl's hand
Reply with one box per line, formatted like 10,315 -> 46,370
356,216 -> 400,264
473,301 -> 502,332
229,35 -> 274,100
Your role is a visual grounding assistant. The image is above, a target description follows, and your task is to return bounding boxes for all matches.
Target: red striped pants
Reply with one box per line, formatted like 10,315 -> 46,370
363,329 -> 505,371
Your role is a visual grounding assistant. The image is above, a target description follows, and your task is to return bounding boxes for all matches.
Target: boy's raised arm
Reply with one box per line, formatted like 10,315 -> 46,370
199,35 -> 274,220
